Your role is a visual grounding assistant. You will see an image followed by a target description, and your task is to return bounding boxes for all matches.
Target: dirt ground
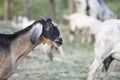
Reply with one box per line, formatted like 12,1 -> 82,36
0,22 -> 120,80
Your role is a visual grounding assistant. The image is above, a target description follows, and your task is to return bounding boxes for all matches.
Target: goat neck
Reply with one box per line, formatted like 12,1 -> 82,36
10,22 -> 43,64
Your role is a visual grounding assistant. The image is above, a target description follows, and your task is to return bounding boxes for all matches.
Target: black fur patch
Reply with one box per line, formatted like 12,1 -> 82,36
103,56 -> 114,71
86,0 -> 90,16
0,34 -> 14,52
42,18 -> 60,41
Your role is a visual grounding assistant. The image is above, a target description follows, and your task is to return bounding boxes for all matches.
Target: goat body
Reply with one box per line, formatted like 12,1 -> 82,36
11,15 -> 35,29
87,19 -> 120,80
64,13 -> 102,33
75,0 -> 116,21
0,17 -> 62,80
64,13 -> 102,42
0,27 -> 34,79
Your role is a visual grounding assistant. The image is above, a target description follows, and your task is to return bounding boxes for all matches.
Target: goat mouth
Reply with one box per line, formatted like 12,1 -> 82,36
55,41 -> 62,45
54,37 -> 63,45
52,41 -> 62,47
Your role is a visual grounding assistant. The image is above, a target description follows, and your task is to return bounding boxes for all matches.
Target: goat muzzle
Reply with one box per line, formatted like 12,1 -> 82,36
53,37 -> 63,46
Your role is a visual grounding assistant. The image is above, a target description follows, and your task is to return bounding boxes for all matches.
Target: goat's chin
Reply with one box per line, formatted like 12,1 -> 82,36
52,42 -> 61,47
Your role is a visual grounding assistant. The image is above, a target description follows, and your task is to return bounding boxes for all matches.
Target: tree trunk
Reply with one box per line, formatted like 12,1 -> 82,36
23,0 -> 29,19
4,0 -> 10,21
68,0 -> 74,14
49,0 -> 56,19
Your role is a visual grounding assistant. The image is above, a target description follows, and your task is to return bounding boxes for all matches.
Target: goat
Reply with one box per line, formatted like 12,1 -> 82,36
11,15 -> 35,29
87,19 -> 120,80
63,13 -> 102,43
74,0 -> 116,21
11,16 -> 65,60
0,17 -> 62,80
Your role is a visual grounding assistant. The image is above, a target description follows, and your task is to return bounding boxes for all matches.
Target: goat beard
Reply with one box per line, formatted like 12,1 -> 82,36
47,50 -> 54,61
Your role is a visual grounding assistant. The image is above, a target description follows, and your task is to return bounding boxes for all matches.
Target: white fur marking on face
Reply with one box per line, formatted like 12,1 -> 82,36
51,20 -> 57,27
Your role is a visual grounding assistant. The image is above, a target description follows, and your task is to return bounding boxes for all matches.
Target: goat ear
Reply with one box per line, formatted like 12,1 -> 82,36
30,23 -> 43,44
41,16 -> 47,21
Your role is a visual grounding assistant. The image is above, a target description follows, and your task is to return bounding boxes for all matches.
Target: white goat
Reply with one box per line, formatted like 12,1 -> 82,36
88,19 -> 120,80
11,15 -> 35,29
64,13 -> 102,42
74,0 -> 116,21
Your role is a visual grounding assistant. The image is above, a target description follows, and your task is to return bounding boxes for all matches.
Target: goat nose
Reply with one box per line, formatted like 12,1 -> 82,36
54,37 -> 63,45
59,38 -> 63,43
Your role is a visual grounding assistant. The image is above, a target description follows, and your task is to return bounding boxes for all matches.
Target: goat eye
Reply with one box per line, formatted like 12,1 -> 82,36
56,34 -> 59,36
46,23 -> 52,31
54,34 -> 58,37
50,23 -> 53,27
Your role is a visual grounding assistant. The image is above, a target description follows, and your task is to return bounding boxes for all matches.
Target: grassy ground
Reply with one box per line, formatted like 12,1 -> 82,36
0,21 -> 120,80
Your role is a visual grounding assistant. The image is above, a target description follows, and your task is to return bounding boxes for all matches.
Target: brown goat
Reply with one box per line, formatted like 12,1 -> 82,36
0,17 -> 62,80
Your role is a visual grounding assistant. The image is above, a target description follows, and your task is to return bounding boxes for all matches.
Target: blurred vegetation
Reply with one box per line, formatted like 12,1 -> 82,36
0,0 -> 120,23
105,0 -> 120,18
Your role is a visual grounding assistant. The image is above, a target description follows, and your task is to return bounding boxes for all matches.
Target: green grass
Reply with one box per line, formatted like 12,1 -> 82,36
106,0 -> 120,18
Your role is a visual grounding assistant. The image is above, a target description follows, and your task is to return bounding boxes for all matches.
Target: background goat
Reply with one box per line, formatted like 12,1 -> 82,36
87,19 -> 120,80
0,17 -> 62,80
11,15 -> 35,29
74,0 -> 116,21
64,0 -> 116,43
63,13 -> 102,43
